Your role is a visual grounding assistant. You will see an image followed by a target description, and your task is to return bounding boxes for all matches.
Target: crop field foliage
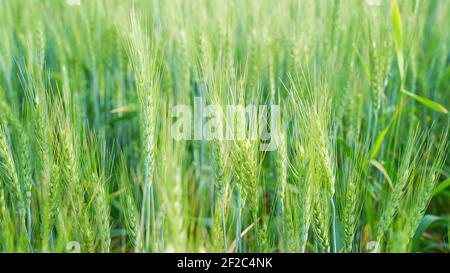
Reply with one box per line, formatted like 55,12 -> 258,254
0,0 -> 449,253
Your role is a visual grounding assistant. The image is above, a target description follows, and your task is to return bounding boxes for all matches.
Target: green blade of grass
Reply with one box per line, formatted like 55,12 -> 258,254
371,100 -> 409,159
431,178 -> 450,197
370,160 -> 394,189
392,0 -> 404,81
401,89 -> 448,114
411,214 -> 446,252
371,126 -> 390,160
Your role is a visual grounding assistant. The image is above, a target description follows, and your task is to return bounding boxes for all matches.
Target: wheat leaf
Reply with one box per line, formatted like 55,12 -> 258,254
370,160 -> 394,189
401,89 -> 448,114
432,178 -> 450,197
392,0 -> 404,80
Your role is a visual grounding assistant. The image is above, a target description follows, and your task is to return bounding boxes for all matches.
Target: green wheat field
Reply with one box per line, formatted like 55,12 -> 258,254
0,0 -> 449,253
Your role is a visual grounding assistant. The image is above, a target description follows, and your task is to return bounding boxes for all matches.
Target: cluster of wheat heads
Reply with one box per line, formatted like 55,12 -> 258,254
0,0 -> 449,253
